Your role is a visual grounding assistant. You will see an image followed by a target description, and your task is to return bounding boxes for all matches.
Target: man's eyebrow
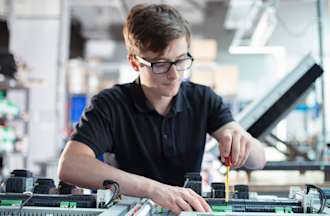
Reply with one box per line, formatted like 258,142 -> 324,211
176,53 -> 188,59
150,53 -> 188,61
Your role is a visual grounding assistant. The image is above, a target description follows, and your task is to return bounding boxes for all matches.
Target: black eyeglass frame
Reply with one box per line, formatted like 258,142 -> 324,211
134,52 -> 194,74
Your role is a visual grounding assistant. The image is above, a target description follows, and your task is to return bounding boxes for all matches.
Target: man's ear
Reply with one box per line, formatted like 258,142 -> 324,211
128,54 -> 140,72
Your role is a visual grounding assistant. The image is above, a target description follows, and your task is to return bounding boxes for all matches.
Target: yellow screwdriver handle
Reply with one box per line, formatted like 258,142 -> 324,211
225,157 -> 231,203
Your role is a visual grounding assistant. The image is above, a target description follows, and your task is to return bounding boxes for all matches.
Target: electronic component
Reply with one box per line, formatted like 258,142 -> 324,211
5,169 -> 34,193
97,179 -> 121,208
33,178 -> 57,194
183,173 -> 202,195
206,198 -> 305,213
0,193 -> 96,208
204,184 -> 327,214
58,181 -> 77,194
1,170 -> 329,215
234,185 -> 249,199
97,189 -> 114,208
211,183 -> 225,199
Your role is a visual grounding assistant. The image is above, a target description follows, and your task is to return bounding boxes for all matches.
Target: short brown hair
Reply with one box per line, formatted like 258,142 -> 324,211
123,4 -> 191,56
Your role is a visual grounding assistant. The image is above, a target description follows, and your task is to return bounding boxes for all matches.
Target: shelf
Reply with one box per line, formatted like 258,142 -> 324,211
0,78 -> 30,170
0,79 -> 28,90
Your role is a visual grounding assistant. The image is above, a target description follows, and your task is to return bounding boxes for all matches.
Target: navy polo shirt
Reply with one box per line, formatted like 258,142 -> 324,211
71,78 -> 234,186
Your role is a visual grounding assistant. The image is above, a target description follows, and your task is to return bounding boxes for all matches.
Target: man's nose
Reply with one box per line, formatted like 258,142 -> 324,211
166,64 -> 179,80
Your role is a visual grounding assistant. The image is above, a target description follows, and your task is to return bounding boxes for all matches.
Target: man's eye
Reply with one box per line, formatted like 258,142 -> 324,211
177,58 -> 187,62
154,62 -> 170,67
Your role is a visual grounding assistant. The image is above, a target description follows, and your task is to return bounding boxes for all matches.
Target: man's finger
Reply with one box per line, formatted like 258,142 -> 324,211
188,189 -> 212,212
176,197 -> 193,212
231,132 -> 240,166
236,136 -> 246,167
182,190 -> 205,212
241,141 -> 252,167
170,203 -> 182,215
219,130 -> 232,158
196,194 -> 212,212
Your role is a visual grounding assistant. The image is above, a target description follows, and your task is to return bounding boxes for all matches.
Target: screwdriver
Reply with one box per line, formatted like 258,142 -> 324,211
225,157 -> 231,203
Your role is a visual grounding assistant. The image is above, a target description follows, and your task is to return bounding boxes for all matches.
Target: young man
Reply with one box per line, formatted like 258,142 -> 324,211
58,4 -> 266,214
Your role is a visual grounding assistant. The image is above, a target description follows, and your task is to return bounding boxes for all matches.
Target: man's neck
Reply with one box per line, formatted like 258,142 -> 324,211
141,85 -> 173,116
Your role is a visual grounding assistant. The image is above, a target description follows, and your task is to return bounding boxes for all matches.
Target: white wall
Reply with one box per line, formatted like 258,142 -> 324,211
218,53 -> 283,102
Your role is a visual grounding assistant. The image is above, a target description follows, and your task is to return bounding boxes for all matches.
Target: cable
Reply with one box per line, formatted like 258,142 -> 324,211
305,184 -> 326,213
102,180 -> 121,208
12,191 -> 33,216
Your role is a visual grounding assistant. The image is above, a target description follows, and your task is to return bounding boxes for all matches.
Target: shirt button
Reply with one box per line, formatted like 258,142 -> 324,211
163,134 -> 168,140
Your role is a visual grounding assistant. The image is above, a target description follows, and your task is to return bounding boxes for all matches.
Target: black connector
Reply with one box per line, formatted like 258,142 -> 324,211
211,182 -> 225,198
183,173 -> 202,195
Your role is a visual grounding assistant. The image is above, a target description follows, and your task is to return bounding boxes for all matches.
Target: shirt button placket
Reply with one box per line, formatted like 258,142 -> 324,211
162,133 -> 168,142
161,118 -> 167,145
161,117 -> 174,156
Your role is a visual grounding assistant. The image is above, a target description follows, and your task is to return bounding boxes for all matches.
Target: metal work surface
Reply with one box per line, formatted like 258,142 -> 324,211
0,206 -> 103,216
180,211 -> 330,216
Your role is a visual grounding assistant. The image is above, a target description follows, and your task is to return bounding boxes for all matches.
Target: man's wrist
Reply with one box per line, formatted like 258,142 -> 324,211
142,178 -> 160,199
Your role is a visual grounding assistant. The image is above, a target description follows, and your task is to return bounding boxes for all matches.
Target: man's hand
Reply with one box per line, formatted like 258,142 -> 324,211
147,182 -> 211,215
212,122 -> 266,169
218,126 -> 253,168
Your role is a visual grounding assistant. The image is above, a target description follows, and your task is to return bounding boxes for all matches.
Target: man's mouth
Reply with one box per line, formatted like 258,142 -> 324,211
163,81 -> 178,86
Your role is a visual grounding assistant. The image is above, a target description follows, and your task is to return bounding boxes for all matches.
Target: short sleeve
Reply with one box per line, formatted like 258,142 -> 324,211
70,94 -> 113,156
206,87 -> 234,134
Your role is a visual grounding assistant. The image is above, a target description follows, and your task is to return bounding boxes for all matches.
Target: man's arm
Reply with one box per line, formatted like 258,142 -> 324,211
212,121 -> 266,169
58,141 -> 211,214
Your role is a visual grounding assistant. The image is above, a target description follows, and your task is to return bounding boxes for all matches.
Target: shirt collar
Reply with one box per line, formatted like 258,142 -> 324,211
171,83 -> 191,113
130,78 -> 154,113
130,77 -> 191,115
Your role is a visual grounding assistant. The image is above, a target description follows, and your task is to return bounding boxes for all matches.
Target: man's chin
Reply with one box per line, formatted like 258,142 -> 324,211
158,82 -> 180,97
161,87 -> 180,97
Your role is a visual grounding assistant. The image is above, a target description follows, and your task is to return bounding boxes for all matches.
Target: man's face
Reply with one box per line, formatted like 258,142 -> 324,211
136,37 -> 189,98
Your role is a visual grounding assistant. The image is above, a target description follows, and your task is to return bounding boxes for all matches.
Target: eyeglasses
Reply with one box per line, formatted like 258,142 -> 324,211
135,53 -> 194,74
